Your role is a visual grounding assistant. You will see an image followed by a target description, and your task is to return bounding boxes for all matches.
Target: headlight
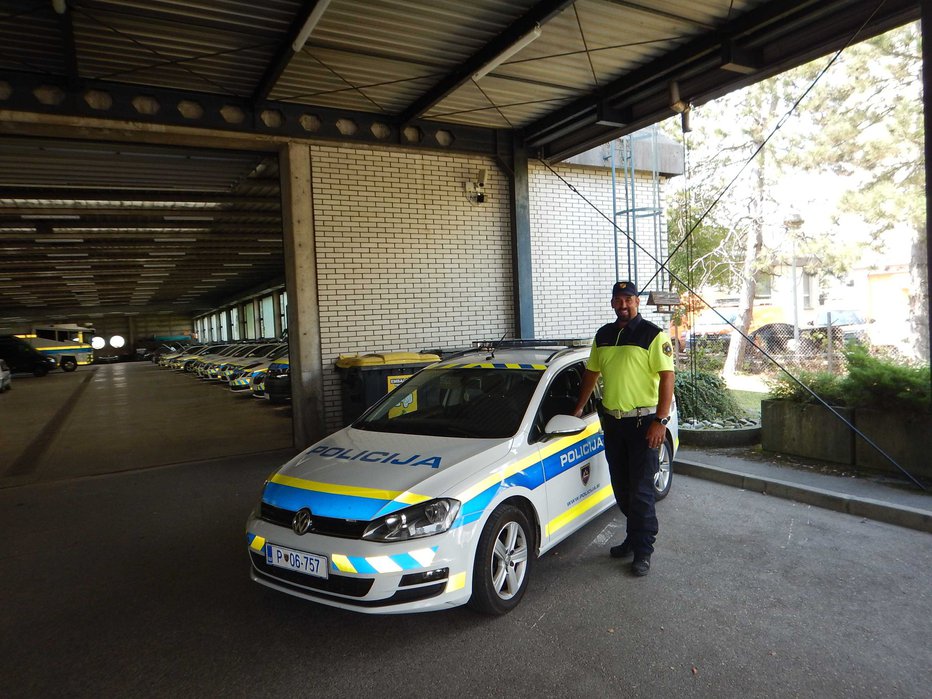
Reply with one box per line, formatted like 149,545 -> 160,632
362,498 -> 460,542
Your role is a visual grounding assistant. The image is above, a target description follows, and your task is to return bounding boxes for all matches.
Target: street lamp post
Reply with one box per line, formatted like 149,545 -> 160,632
784,213 -> 804,353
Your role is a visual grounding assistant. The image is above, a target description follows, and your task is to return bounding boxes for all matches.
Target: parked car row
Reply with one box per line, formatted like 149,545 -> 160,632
0,335 -> 58,377
0,358 -> 11,392
156,340 -> 291,404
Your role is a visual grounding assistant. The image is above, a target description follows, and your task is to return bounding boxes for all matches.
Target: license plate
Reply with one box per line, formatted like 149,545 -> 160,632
265,543 -> 329,579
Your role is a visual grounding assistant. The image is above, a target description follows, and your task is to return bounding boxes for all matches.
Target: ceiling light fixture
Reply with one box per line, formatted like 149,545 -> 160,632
47,253 -> 88,257
472,24 -> 542,81
292,0 -> 333,52
21,214 -> 80,220
38,238 -> 84,243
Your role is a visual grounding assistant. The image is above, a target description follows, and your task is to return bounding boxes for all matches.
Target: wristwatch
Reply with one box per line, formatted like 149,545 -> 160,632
654,415 -> 670,425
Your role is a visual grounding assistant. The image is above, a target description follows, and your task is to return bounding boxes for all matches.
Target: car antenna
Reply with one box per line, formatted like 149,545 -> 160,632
486,330 -> 507,360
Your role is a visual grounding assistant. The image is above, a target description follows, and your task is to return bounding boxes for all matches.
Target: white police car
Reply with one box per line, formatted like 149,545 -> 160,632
245,340 -> 677,615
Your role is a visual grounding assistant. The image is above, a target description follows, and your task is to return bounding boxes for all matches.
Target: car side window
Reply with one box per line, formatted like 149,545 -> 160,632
531,363 -> 596,443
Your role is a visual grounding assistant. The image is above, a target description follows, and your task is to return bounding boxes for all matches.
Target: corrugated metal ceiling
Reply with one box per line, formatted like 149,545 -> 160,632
0,138 -> 282,322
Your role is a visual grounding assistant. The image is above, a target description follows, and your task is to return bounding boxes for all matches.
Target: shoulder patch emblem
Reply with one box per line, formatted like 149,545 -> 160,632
662,342 -> 673,356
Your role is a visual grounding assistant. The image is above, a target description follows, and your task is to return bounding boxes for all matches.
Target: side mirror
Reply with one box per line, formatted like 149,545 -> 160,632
544,414 -> 586,437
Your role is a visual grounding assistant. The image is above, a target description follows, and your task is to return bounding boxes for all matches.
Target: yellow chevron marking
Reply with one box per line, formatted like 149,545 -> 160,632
331,554 -> 357,573
270,473 -> 429,505
445,571 -> 467,593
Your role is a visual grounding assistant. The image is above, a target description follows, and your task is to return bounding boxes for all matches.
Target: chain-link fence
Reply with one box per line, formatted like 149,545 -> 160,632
680,314 -> 886,377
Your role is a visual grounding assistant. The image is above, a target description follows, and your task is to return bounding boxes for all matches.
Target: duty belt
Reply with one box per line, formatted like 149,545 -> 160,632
602,405 -> 657,419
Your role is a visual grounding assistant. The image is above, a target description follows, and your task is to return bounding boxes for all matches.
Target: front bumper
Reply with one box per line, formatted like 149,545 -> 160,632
245,507 -> 477,614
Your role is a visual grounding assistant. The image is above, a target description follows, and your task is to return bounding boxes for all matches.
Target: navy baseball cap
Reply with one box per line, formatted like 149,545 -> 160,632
612,281 -> 639,297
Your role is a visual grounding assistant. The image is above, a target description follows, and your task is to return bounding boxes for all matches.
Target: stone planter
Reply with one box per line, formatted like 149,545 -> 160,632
761,400 -> 931,480
854,408 -> 932,480
760,399 -> 854,465
679,425 -> 761,447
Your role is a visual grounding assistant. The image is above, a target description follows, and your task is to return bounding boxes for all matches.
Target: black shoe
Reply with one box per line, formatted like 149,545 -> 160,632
631,555 -> 651,577
610,541 -> 633,559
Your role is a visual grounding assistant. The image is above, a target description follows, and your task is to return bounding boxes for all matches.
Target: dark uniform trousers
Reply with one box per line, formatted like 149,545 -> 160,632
602,412 -> 659,555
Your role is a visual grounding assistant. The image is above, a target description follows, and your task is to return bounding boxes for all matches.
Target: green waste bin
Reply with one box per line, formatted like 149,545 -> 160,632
335,352 -> 441,426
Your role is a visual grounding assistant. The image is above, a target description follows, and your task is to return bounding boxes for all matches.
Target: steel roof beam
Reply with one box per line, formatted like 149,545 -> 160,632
526,0 -> 920,161
1,71 -> 499,155
55,0 -> 80,90
0,188 -> 279,204
253,0 -> 330,104
397,0 -> 576,125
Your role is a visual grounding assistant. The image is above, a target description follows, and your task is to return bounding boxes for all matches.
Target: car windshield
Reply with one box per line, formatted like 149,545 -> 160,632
355,366 -> 544,439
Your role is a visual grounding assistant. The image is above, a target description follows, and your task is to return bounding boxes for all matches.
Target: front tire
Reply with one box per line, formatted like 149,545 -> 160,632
60,358 -> 77,372
468,504 -> 534,615
654,435 -> 674,500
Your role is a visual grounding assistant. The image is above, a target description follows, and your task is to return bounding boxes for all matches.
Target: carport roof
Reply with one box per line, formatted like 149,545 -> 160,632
0,0 -> 920,326
0,0 -> 918,161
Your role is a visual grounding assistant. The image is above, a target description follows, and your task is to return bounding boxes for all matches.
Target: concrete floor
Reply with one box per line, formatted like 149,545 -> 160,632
1,363 -> 930,697
1,452 -> 929,698
0,362 -> 294,487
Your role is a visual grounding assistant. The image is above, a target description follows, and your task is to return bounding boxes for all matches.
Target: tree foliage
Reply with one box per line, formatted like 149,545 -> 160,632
664,21 -> 928,365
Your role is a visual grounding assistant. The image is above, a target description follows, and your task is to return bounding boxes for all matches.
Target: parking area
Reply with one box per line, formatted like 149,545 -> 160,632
1,446 -> 929,697
0,362 -> 293,488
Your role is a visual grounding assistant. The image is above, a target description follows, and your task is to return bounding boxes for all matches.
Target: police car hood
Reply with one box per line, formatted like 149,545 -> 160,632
264,427 -> 513,521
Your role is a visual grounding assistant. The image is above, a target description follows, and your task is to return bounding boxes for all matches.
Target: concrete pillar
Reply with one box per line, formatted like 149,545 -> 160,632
127,315 -> 136,353
280,142 -> 324,448
923,0 -> 932,368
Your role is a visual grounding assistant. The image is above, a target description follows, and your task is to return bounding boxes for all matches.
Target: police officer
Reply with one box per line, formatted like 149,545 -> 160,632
573,281 -> 675,576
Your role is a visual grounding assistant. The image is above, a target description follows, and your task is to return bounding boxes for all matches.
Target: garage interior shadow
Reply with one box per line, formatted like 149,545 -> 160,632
0,362 -> 294,487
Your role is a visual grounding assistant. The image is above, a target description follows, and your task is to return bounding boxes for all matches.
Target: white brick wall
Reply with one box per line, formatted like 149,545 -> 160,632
307,145 -> 671,431
529,162 -> 671,337
311,145 -> 513,431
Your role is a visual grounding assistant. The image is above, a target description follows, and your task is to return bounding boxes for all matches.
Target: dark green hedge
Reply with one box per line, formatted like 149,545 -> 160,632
674,371 -> 742,421
768,345 -> 930,413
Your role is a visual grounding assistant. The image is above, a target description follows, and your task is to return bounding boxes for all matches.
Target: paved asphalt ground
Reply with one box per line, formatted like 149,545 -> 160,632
2,448 -> 930,698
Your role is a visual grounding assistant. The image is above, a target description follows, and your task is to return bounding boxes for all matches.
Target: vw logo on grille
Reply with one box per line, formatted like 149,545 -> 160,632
292,507 -> 313,535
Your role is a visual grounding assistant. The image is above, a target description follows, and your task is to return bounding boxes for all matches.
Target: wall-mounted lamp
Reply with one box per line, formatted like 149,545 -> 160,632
292,0 -> 333,53
473,24 -> 542,81
465,168 -> 488,204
